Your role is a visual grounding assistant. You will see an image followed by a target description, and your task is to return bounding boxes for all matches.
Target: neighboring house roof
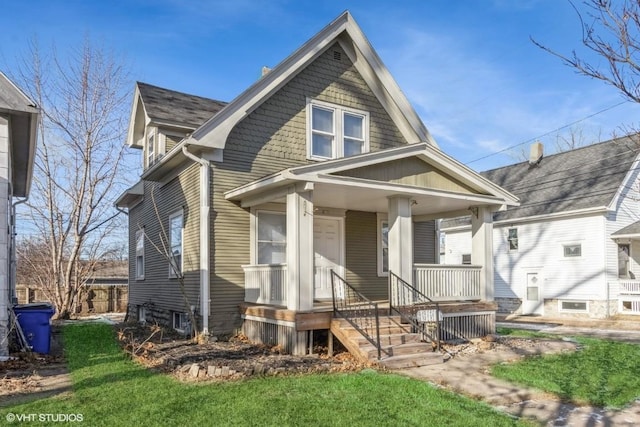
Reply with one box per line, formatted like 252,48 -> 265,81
612,220 -> 640,239
442,136 -> 640,228
136,82 -> 227,129
0,72 -> 39,197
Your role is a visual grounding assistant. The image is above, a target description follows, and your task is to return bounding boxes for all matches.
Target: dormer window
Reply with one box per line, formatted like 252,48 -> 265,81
307,100 -> 369,160
146,131 -> 155,168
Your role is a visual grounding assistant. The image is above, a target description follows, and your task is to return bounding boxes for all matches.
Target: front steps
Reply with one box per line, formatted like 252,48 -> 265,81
330,316 -> 442,369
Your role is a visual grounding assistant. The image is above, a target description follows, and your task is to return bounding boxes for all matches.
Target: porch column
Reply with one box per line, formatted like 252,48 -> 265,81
471,206 -> 494,301
286,184 -> 314,311
388,196 -> 413,285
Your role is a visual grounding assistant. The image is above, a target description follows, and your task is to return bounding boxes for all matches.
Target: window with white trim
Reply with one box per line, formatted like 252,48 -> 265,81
169,211 -> 183,277
257,211 -> 286,264
559,300 -> 588,312
173,312 -> 189,333
508,228 -> 518,251
377,215 -> 389,276
563,244 -> 582,258
307,100 -> 369,160
618,244 -> 630,278
146,131 -> 155,168
462,254 -> 471,265
135,229 -> 145,280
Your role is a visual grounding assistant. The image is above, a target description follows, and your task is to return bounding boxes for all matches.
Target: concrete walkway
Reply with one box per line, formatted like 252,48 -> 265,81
398,318 -> 640,426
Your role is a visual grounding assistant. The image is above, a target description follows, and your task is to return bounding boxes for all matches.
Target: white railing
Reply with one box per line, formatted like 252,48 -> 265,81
619,280 -> 640,295
610,279 -> 640,315
242,264 -> 288,306
413,264 -> 482,302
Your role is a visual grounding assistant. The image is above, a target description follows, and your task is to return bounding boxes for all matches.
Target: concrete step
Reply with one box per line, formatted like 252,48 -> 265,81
378,352 -> 443,369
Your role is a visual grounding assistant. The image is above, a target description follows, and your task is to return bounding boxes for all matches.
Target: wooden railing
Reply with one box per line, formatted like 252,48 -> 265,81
242,264 -> 288,306
413,264 -> 481,301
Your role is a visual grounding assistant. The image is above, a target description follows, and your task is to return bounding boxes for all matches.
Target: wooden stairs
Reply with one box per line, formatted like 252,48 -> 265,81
330,315 -> 443,369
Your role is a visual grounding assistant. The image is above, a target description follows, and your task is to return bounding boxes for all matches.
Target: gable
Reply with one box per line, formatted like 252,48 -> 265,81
333,157 -> 479,194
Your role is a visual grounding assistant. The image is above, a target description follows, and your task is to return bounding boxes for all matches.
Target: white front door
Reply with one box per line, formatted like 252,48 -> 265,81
314,217 -> 343,300
522,272 -> 543,315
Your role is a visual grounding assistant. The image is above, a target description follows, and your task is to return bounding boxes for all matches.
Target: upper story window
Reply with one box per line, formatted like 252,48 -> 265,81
307,100 -> 369,160
146,131 -> 155,168
507,228 -> 518,251
563,243 -> 582,258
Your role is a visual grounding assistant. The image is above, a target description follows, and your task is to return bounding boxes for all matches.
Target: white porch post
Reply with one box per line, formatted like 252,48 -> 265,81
388,196 -> 413,284
286,184 -> 314,311
471,206 -> 494,301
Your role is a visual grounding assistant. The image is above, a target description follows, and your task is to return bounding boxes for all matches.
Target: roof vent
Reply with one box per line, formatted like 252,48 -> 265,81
333,50 -> 342,61
529,141 -> 544,166
261,66 -> 272,77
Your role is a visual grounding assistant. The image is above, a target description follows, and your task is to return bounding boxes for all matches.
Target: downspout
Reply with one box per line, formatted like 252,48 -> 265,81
182,145 -> 210,337
10,193 -> 28,306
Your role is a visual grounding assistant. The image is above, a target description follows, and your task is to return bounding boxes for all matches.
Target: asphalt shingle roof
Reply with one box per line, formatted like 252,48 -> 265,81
442,136 -> 640,227
137,82 -> 227,129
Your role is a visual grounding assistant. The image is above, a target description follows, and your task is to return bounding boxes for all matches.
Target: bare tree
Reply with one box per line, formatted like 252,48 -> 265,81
13,39 -> 133,319
532,0 -> 640,104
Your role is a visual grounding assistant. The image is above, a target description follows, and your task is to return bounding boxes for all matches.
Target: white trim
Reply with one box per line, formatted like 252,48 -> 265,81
306,99 -> 370,160
172,311 -> 189,333
313,215 -> 346,299
608,152 -> 640,211
562,242 -> 583,259
254,209 -> 287,265
377,213 -> 389,277
168,209 -> 184,278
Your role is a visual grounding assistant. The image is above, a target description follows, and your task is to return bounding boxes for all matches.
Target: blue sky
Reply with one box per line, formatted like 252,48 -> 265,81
2,0 -> 639,172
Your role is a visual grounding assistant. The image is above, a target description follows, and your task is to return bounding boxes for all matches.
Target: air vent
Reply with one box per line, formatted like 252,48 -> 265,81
333,50 -> 342,61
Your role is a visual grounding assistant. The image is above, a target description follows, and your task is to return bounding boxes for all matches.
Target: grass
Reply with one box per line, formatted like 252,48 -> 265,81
496,326 -> 556,339
3,323 -> 531,427
493,333 -> 640,408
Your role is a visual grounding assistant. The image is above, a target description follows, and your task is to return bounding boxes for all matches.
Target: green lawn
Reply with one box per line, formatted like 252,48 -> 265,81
2,323 -> 531,427
493,331 -> 640,408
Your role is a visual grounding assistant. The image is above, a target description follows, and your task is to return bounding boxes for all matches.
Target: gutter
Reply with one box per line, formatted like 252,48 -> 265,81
181,145 -> 211,337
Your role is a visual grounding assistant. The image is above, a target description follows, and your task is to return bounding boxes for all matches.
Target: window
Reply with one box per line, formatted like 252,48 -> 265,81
137,306 -> 146,324
257,212 -> 286,264
559,300 -> 588,312
169,211 -> 183,277
618,244 -> 630,278
135,229 -> 145,280
377,215 -> 389,276
563,244 -> 582,258
307,100 -> 369,160
462,254 -> 471,265
146,131 -> 155,167
173,312 -> 189,333
507,228 -> 518,251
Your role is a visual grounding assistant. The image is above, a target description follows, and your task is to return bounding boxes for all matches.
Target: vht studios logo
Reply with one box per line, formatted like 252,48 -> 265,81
6,413 -> 84,423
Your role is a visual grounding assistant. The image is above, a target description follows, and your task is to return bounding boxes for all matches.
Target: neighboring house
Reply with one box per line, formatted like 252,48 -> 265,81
0,72 -> 39,359
116,12 -> 518,356
442,138 -> 640,319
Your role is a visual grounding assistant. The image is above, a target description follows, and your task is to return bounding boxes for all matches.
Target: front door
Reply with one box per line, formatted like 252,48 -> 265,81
522,272 -> 543,315
313,217 -> 343,300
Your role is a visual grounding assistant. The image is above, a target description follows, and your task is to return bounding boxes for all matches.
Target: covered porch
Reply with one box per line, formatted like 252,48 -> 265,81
610,221 -> 640,315
226,143 -> 518,354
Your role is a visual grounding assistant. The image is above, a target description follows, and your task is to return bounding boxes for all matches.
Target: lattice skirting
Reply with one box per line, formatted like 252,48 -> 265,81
439,311 -> 495,341
241,316 -> 307,355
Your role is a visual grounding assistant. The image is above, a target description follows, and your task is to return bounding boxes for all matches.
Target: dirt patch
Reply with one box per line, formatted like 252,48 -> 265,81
116,323 -> 372,381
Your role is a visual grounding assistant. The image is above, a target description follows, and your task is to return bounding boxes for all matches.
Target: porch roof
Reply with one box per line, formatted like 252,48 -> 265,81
612,220 -> 640,240
225,143 -> 519,218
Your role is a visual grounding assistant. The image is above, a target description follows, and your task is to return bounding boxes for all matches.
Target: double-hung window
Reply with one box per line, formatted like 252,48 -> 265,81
377,215 -> 389,276
135,229 -> 145,280
308,100 -> 369,160
146,131 -> 155,168
169,211 -> 183,277
257,212 -> 286,264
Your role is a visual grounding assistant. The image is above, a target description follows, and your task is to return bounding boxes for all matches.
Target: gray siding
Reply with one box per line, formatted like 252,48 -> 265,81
345,211 -> 387,299
128,164 -> 201,320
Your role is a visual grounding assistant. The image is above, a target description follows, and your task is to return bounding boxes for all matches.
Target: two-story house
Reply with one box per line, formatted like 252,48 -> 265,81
116,12 -> 518,363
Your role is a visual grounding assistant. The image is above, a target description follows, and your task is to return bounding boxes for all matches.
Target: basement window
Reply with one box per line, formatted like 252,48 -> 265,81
173,312 -> 189,333
559,300 -> 588,312
138,306 -> 147,324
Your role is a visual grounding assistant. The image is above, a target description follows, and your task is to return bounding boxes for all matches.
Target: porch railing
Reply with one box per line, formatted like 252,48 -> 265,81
389,271 -> 440,350
609,279 -> 640,315
331,270 -> 382,360
413,264 -> 481,301
242,264 -> 288,306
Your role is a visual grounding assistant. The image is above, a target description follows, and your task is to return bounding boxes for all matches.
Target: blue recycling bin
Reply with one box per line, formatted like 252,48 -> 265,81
13,303 -> 56,354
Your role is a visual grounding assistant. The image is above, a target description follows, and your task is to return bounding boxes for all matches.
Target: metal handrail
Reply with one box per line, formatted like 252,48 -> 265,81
331,270 -> 382,360
389,271 -> 441,351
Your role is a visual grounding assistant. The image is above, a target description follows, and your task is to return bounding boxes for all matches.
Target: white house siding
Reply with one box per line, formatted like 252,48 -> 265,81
444,213 -> 608,316
606,172 -> 640,281
0,116 -> 10,358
